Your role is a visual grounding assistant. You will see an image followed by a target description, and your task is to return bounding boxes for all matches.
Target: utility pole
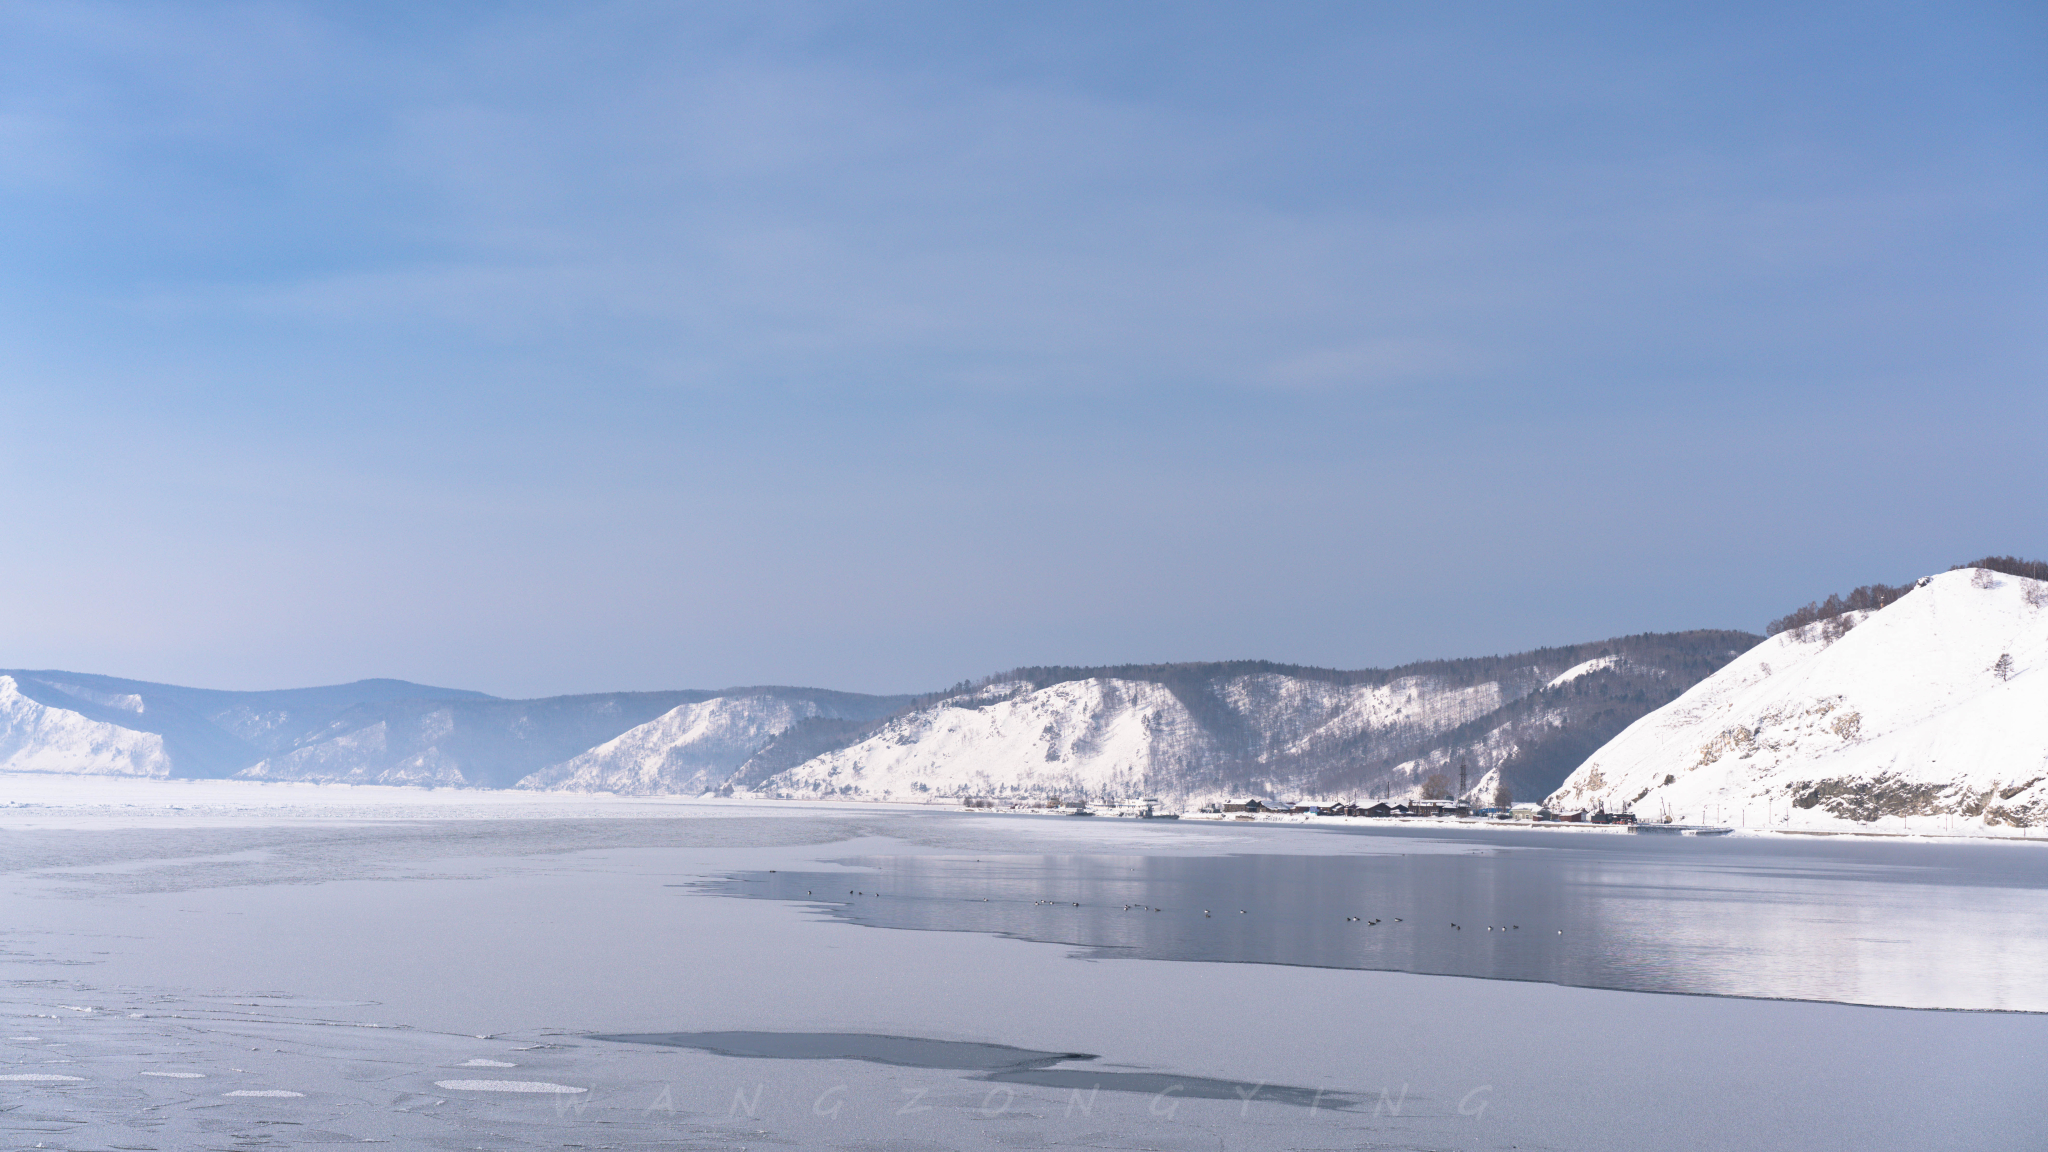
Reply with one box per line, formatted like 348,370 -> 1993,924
1459,762 -> 1468,798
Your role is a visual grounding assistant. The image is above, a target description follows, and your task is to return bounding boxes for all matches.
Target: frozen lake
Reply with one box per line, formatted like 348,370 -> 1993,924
715,822 -> 2048,1010
2,785 -> 2044,1150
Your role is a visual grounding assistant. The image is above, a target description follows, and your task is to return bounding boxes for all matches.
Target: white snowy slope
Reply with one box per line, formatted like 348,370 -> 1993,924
1221,671 -> 1506,761
238,718 -> 466,787
0,675 -> 171,778
1549,568 -> 2048,830
520,694 -> 862,795
1547,655 -> 1622,689
768,673 -> 1510,804
41,681 -> 146,713
771,679 -> 1199,801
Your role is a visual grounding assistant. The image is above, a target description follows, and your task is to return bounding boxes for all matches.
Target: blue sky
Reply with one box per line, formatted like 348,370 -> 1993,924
3,2 -> 2043,697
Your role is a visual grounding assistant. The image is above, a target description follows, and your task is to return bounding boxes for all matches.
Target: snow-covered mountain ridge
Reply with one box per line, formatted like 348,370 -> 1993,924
0,634 -> 1749,804
1548,568 -> 2048,830
0,672 -> 907,789
0,671 -> 488,779
761,634 -> 1755,806
236,688 -> 909,789
9,565 -> 2040,822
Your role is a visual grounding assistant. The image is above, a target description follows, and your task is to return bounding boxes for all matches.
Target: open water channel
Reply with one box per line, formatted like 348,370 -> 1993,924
710,823 -> 2048,1012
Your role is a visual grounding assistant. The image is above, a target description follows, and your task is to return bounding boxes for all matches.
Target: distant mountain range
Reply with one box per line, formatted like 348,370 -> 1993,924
0,630 -> 1752,806
0,673 -> 910,791
5,560 -> 2043,830
0,672 -> 492,779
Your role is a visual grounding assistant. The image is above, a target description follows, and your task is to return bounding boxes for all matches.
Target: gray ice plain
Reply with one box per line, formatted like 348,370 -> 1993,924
3,778 -> 2045,1151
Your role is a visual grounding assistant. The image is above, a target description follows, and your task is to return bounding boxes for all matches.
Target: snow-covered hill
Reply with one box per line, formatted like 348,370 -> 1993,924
770,678 -> 1201,802
1548,568 -> 2048,830
764,634 -> 1756,806
0,675 -> 170,777
518,692 -> 905,795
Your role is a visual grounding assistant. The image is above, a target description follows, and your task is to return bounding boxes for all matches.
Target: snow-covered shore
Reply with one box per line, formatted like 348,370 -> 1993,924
1172,807 -> 2048,842
9,773 -> 2046,848
0,772 -> 945,828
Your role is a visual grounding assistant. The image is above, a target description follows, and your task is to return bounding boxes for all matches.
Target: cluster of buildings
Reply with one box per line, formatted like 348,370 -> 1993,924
1205,799 -> 1477,818
959,797 -> 1178,818
1200,798 -> 1639,824
954,794 -> 1643,825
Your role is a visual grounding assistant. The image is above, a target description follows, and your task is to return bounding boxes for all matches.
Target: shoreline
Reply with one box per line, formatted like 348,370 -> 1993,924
2,772 -> 2040,843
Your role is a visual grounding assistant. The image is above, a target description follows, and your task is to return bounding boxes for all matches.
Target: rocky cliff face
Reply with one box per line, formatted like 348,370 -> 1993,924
1548,568 -> 2048,830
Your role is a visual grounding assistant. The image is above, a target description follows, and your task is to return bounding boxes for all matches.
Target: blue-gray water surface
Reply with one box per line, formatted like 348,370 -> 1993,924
707,825 -> 2048,1012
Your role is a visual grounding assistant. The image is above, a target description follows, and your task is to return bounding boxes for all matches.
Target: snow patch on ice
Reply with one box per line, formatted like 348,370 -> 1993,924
435,1079 -> 586,1093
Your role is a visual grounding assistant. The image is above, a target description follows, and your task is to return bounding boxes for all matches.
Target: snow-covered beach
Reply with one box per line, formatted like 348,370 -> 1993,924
3,779 -> 2043,1150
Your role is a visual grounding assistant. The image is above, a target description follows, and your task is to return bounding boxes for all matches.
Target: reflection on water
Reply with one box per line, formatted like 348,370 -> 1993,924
709,832 -> 2048,1012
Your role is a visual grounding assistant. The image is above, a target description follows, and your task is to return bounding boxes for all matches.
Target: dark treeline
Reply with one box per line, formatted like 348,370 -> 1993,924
1767,584 -> 1915,636
1296,641 -> 1729,805
732,716 -> 892,788
944,634 -> 1759,706
1953,555 -> 2048,582
1767,555 -> 2048,636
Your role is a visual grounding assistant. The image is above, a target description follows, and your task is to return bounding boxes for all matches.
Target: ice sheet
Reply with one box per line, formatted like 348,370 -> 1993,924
2,795 -> 2042,1150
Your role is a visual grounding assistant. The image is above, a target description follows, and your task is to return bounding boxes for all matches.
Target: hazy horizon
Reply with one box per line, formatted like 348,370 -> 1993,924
4,3 -> 2042,698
